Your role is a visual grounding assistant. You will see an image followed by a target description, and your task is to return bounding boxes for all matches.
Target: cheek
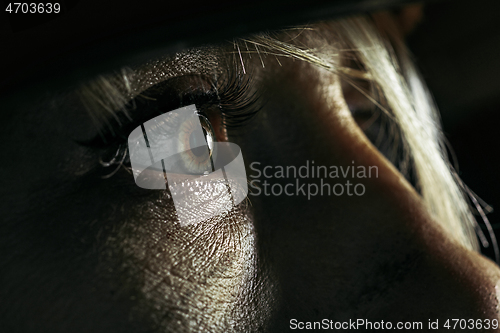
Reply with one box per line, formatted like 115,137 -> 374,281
3,152 -> 262,332
97,189 -> 260,331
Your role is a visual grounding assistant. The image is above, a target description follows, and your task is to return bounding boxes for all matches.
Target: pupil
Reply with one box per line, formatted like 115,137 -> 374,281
189,128 -> 210,157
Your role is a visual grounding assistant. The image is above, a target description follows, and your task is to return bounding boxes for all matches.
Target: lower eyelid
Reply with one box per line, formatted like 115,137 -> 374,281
165,173 -> 235,226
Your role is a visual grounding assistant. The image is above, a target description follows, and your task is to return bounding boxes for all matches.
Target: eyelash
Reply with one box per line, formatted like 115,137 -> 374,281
93,71 -> 262,178
212,70 -> 263,128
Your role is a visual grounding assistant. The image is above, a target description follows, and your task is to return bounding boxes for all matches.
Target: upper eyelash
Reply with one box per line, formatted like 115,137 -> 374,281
89,70 -> 262,178
81,70 -> 262,148
208,69 -> 263,128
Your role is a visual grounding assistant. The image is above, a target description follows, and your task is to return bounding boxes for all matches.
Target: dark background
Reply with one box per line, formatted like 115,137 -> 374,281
408,0 -> 500,261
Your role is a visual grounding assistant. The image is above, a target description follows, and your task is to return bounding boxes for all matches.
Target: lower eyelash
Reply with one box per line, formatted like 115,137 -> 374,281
99,143 -> 131,179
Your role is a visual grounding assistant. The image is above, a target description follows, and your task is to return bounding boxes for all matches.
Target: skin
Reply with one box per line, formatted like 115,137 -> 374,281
1,18 -> 500,333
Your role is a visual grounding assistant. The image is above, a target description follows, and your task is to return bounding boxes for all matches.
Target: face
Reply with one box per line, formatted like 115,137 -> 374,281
1,16 -> 500,333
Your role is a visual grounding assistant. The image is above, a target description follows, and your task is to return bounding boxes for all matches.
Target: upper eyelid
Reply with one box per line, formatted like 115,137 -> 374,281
78,48 -> 226,129
79,75 -> 214,147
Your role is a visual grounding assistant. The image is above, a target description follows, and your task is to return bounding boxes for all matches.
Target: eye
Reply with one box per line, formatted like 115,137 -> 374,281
126,105 -> 220,182
177,113 -> 217,174
83,72 -> 262,179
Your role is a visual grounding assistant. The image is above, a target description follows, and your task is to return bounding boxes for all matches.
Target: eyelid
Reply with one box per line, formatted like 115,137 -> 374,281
79,74 -> 217,148
80,70 -> 262,149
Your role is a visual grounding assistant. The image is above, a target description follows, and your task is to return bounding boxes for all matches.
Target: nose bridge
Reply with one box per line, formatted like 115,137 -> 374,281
311,86 -> 500,324
351,137 -> 500,320
326,147 -> 500,323
348,145 -> 500,323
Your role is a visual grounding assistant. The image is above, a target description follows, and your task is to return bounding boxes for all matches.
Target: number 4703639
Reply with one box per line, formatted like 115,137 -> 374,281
5,3 -> 60,14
